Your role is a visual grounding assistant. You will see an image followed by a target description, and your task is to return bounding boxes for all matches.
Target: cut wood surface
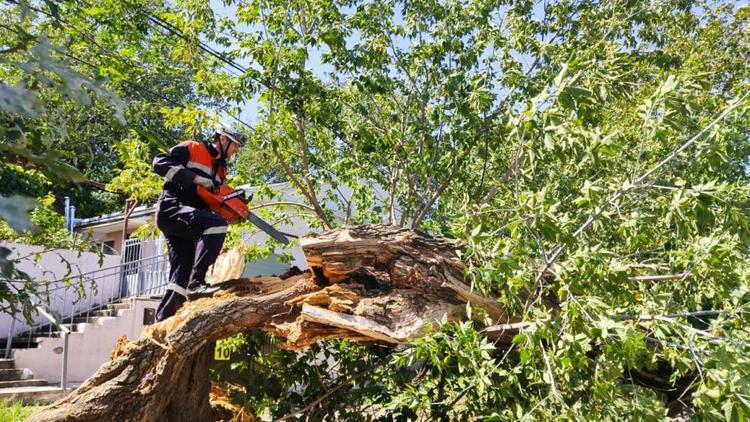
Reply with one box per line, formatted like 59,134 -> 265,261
29,225 -> 513,422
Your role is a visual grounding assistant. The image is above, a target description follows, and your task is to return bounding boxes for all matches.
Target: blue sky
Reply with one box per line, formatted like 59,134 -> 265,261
208,0 -> 750,126
209,0 -> 338,126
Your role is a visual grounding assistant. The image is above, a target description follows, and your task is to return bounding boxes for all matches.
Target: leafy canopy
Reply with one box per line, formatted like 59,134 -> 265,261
2,0 -> 750,419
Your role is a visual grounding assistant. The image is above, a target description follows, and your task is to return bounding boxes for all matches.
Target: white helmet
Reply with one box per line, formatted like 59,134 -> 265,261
215,122 -> 247,147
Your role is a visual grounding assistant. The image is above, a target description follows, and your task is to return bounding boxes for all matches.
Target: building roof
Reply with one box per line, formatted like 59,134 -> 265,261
75,204 -> 156,230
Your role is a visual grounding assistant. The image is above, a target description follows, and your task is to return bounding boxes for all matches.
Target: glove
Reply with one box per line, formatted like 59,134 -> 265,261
193,175 -> 216,192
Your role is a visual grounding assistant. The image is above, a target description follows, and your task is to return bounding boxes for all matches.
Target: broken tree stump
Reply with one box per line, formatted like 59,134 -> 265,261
29,225 -> 512,422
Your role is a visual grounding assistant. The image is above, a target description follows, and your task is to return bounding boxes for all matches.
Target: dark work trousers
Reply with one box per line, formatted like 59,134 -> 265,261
155,200 -> 228,321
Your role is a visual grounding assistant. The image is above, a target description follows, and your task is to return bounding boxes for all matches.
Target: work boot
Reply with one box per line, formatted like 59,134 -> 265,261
187,283 -> 220,300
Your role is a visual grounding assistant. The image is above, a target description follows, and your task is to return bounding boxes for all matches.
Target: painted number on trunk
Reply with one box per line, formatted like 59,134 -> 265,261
214,340 -> 231,361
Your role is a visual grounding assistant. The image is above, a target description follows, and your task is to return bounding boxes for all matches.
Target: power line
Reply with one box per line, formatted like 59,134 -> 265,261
112,0 -> 272,86
105,0 -> 269,126
4,0 -> 258,129
8,0 -> 385,174
145,13 -> 248,75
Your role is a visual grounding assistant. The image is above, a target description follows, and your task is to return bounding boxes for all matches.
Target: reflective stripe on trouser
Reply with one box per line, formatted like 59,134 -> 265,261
155,203 -> 227,322
203,225 -> 227,235
156,235 -> 195,321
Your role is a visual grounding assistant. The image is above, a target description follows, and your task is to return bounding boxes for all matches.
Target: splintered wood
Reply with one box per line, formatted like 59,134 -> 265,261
29,225 -> 513,422
273,283 -> 458,348
206,246 -> 247,284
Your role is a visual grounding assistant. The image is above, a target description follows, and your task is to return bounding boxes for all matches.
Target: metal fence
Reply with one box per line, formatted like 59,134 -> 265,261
1,238 -> 171,359
0,235 -> 285,387
121,237 -> 169,297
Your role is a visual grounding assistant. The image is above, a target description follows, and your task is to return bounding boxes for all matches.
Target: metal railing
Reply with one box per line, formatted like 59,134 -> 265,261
34,302 -> 71,390
1,253 -> 171,358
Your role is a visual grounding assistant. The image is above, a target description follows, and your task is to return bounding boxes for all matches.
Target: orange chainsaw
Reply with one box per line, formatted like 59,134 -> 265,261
196,185 -> 289,244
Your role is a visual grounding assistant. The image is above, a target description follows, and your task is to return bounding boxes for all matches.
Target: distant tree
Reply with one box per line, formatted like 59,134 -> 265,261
0,0 -> 213,321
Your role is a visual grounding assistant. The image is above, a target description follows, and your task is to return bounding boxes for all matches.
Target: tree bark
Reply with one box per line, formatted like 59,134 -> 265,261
164,345 -> 213,422
29,225 -> 513,422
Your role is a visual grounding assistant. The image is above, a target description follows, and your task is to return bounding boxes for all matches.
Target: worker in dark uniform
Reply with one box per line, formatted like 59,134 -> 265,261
151,123 -> 247,321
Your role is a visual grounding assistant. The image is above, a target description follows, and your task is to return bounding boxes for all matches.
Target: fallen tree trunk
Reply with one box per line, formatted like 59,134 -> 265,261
29,225 -> 513,421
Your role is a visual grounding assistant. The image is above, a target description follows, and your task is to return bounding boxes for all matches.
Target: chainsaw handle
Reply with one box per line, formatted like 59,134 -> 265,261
221,189 -> 253,204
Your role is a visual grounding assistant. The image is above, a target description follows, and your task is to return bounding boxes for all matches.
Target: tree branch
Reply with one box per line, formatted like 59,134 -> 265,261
411,156 -> 465,229
248,202 -> 316,212
271,359 -> 386,422
533,89 -> 750,287
296,113 -> 333,229
628,273 -> 690,282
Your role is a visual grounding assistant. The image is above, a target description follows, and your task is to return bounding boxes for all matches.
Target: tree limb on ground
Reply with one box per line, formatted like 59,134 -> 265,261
29,225 -> 515,421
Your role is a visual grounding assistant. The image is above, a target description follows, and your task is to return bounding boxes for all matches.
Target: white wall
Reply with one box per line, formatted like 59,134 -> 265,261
14,298 -> 160,384
0,242 -> 121,337
238,180 -> 398,270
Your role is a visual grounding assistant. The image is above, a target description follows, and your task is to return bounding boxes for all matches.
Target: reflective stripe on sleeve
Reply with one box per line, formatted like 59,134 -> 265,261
167,283 -> 187,297
203,226 -> 228,236
164,166 -> 182,182
186,161 -> 213,175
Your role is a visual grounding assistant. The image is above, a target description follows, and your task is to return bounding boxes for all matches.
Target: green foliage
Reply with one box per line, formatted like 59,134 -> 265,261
213,333 -> 391,420
2,193 -> 85,249
187,0 -> 750,418
106,133 -> 162,202
3,0 -> 750,419
21,194 -> 72,246
130,220 -> 160,241
0,164 -> 49,199
0,0 -> 204,324
385,322 -> 509,419
0,399 -> 41,421
1,0 -> 208,219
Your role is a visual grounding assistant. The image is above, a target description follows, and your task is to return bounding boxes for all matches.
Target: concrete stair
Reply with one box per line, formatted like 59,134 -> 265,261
12,298 -> 160,387
0,369 -> 26,381
11,302 -> 135,340
0,358 -> 66,404
0,379 -> 48,388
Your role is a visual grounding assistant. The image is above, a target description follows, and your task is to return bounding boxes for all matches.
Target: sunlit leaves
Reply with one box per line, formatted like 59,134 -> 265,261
106,133 -> 162,202
3,0 -> 750,419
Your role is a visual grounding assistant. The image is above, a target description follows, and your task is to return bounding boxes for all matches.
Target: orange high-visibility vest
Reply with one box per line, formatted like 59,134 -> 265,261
181,140 -> 227,184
